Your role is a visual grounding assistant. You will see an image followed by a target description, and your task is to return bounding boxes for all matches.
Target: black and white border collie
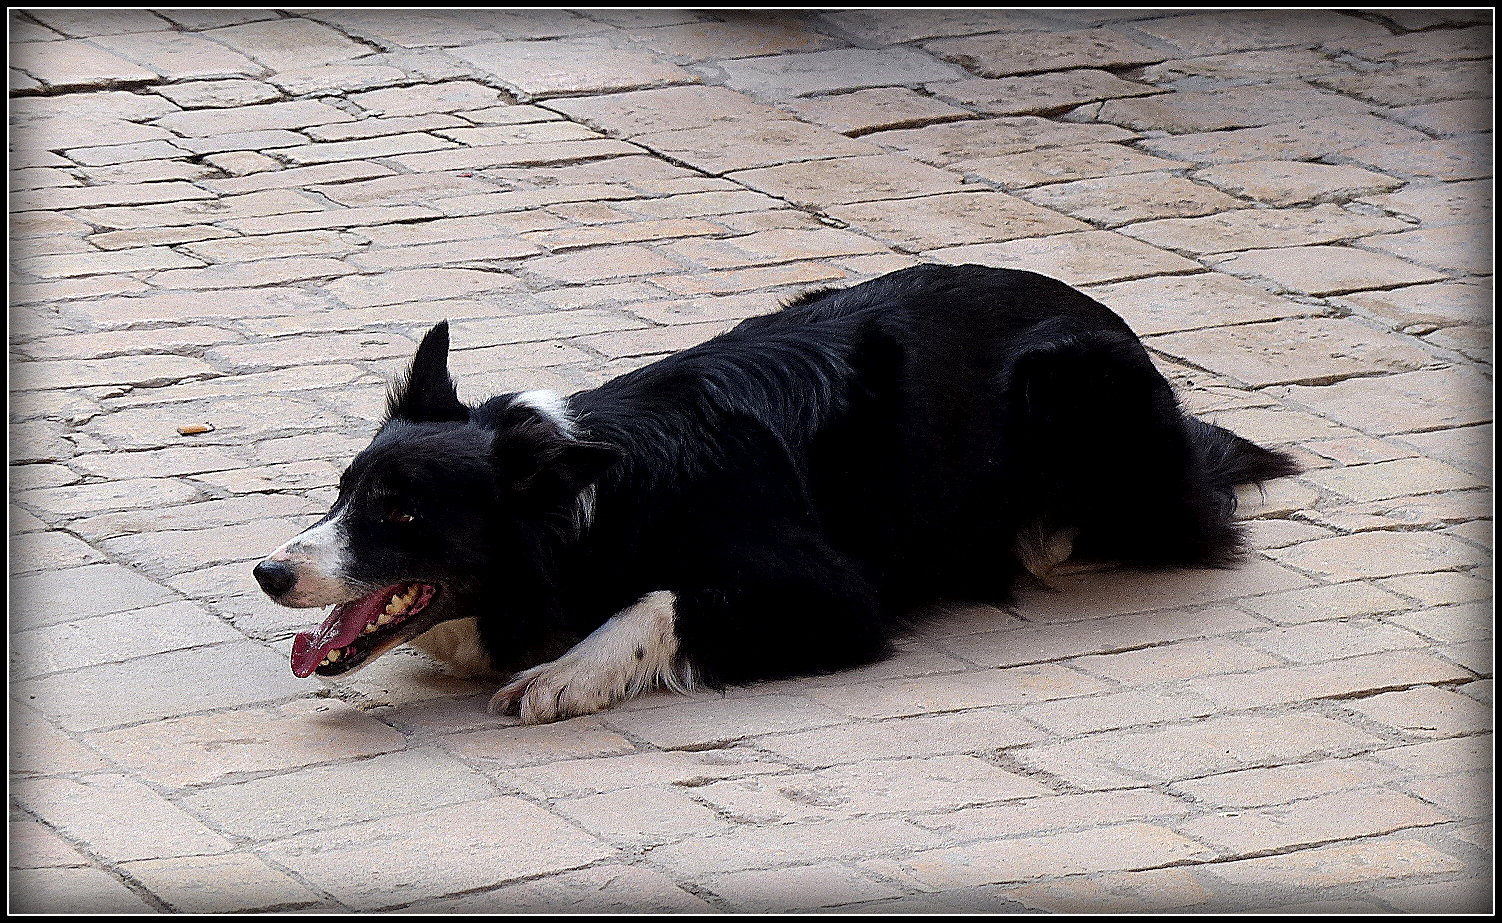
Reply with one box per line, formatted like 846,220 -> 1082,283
254,263 -> 1299,723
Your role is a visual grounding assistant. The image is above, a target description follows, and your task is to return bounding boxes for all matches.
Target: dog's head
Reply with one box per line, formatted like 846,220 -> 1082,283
253,322 -> 617,679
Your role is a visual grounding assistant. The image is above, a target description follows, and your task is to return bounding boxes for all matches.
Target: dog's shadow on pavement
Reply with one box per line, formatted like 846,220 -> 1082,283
303,560 -> 1297,733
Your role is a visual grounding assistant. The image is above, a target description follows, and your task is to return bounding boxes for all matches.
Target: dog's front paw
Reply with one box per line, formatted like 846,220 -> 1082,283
488,657 -> 625,724
487,591 -> 692,723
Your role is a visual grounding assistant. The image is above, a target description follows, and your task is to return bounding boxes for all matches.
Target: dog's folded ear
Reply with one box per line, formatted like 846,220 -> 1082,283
493,420 -> 621,498
388,321 -> 469,423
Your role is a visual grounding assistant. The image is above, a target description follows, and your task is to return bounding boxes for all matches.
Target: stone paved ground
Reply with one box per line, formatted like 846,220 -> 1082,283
7,7 -> 1493,914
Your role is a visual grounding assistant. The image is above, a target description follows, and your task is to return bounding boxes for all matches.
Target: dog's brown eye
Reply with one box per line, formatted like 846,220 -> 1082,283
389,510 -> 414,524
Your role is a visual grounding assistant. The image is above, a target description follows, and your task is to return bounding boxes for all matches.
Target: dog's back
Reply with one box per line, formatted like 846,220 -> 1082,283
568,263 -> 1296,612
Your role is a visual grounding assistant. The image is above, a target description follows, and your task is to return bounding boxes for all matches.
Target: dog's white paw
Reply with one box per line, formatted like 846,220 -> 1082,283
487,590 -> 695,724
489,653 -> 629,723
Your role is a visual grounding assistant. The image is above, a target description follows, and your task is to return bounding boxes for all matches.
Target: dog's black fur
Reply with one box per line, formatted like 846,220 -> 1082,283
255,263 -> 1298,717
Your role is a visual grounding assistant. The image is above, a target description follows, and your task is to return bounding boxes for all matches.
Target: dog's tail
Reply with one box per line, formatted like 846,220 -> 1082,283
1173,417 -> 1302,568
1187,416 -> 1302,493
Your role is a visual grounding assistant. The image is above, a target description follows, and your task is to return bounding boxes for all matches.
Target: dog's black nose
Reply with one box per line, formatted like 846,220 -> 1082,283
253,559 -> 296,598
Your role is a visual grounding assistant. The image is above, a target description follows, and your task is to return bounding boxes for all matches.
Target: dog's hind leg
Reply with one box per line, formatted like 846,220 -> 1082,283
1015,521 -> 1079,581
489,591 -> 698,723
1001,321 -> 1297,569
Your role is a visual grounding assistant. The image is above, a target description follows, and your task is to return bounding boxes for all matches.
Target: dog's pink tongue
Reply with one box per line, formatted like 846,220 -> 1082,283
290,590 -> 386,678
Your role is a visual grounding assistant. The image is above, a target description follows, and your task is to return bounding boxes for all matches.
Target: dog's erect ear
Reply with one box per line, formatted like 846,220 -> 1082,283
493,421 -> 620,498
388,322 -> 469,423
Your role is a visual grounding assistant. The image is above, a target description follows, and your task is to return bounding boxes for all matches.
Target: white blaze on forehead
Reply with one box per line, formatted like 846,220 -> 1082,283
264,509 -> 356,607
274,511 -> 346,566
514,389 -> 576,435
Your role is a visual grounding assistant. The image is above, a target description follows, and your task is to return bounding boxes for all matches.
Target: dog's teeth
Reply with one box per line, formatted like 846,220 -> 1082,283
364,623 -> 378,634
327,648 -> 340,662
377,586 -> 420,623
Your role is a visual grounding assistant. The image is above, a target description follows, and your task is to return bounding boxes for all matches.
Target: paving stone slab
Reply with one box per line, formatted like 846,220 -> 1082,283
1018,171 -> 1247,228
1147,317 -> 1441,387
715,46 -> 967,99
14,773 -> 235,863
180,747 -> 499,840
869,116 -> 1137,165
1131,9 -> 1391,56
14,600 -> 246,678
1140,113 -> 1431,164
924,28 -> 1168,77
632,119 -> 884,174
1138,47 -> 1355,88
451,38 -> 697,98
1343,684 -> 1492,739
116,853 -> 326,914
547,83 -> 791,135
17,642 -> 309,732
1343,136 -> 1493,183
1337,23 -> 1494,65
754,707 -> 1048,766
202,18 -> 372,71
697,755 -> 1054,822
8,866 -> 157,913
647,816 -> 947,876
1175,787 -> 1449,857
1000,866 -> 1217,913
1190,161 -> 1403,206
702,862 -> 904,912
728,153 -> 964,209
631,12 -> 844,63
1202,838 -> 1467,891
871,822 -> 1213,890
309,8 -> 607,48
11,38 -> 160,88
962,141 -> 1190,188
16,245 -> 207,280
1267,530 -> 1486,581
1122,202 -> 1409,255
929,230 -> 1202,287
261,798 -> 616,910
818,8 -> 1053,45
1386,97 -> 1493,137
1275,365 -> 1490,436
405,864 -> 715,913
91,30 -> 266,80
1366,178 -> 1493,227
1094,79 -> 1375,133
1085,272 -> 1310,336
828,190 -> 1090,250
1360,225 -> 1492,276
1209,244 -> 1449,295
782,86 -> 971,135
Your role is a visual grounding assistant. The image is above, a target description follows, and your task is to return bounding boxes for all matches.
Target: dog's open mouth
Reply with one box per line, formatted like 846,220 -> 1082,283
291,582 -> 437,678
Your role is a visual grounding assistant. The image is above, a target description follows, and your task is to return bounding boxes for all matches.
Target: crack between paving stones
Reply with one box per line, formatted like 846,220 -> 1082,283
10,804 -> 179,913
1165,819 -> 1460,871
